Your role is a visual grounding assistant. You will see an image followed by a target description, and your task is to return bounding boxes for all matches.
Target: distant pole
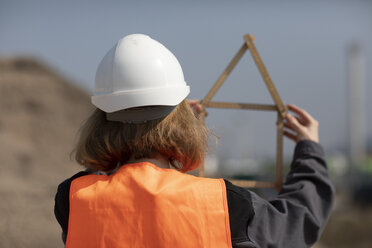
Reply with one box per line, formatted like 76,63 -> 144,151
348,43 -> 366,167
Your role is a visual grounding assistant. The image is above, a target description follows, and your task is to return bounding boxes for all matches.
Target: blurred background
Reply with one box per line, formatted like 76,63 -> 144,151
0,0 -> 371,247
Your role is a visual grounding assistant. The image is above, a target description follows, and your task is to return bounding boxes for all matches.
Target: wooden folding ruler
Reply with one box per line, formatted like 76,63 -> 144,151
198,34 -> 287,192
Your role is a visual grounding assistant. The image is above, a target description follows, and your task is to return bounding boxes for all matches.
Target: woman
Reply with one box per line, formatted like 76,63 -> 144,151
55,34 -> 334,248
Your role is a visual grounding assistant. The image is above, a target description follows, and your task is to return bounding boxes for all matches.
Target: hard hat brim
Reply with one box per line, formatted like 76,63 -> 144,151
106,105 -> 177,123
91,85 -> 190,113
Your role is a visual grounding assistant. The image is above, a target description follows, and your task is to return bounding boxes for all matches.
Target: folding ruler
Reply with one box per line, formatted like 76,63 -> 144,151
198,34 -> 287,192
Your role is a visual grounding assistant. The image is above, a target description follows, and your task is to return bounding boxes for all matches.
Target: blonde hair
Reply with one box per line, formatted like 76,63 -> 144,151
73,100 -> 208,172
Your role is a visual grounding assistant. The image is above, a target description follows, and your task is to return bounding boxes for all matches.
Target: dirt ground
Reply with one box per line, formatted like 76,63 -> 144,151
317,193 -> 372,248
0,58 -> 92,248
0,58 -> 371,248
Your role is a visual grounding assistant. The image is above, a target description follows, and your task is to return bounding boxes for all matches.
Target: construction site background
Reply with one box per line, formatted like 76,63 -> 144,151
0,55 -> 370,248
1,1 -> 372,247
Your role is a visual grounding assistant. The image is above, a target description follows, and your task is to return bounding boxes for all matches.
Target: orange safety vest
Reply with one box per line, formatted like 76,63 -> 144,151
66,162 -> 232,248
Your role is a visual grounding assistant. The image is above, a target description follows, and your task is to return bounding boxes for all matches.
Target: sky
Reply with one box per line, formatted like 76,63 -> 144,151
0,0 -> 371,162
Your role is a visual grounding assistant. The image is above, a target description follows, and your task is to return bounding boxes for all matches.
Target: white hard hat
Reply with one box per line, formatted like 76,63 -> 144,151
91,34 -> 190,118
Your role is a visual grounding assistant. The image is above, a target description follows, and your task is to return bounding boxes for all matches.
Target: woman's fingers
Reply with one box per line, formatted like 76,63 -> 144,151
188,99 -> 200,106
285,113 -> 302,132
187,99 -> 208,117
284,104 -> 319,143
287,104 -> 312,124
283,130 -> 297,142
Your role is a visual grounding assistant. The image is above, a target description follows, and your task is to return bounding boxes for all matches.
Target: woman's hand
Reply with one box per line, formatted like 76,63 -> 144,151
187,100 -> 208,118
284,104 -> 319,143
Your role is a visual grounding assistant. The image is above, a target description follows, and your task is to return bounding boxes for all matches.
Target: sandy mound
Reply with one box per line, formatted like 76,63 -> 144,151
0,57 -> 93,248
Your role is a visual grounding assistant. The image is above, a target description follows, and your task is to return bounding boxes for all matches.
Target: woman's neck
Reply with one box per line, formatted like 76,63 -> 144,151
127,154 -> 170,169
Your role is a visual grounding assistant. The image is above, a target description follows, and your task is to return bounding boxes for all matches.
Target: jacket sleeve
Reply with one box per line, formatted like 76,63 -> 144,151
227,140 -> 335,248
54,171 -> 89,244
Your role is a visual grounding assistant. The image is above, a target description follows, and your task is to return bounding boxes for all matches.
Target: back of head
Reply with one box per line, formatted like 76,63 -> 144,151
74,34 -> 207,172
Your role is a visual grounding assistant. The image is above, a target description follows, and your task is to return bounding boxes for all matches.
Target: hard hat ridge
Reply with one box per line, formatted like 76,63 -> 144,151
92,34 -> 190,121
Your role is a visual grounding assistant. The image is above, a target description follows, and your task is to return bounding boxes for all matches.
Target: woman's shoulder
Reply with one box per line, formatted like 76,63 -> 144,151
57,171 -> 91,192
54,170 -> 90,243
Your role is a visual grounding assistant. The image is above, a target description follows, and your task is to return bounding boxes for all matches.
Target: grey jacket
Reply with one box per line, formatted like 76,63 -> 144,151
225,140 -> 335,247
